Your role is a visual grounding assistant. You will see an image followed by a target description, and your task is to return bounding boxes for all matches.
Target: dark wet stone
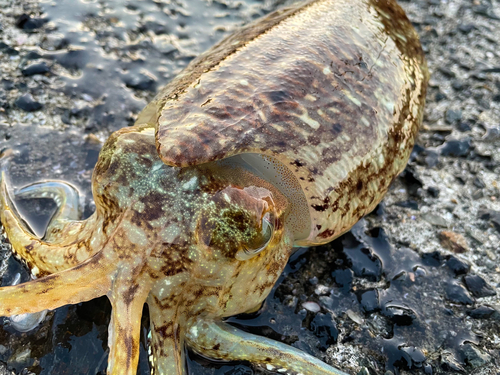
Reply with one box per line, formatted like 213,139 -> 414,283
468,305 -> 499,319
224,365 -> 253,375
25,51 -> 43,62
309,313 -> 338,351
344,247 -> 382,282
439,138 -> 471,157
123,72 -> 156,91
446,256 -> 470,276
2,79 -> 15,91
359,289 -> 379,314
458,24 -> 475,33
424,150 -> 439,167
456,121 -> 471,132
399,168 -> 423,196
477,98 -> 490,110
0,97 -> 8,112
308,276 -> 318,285
470,72 -> 487,81
477,209 -> 500,233
440,352 -> 465,372
489,216 -> 500,233
410,143 -> 425,161
473,5 -> 500,20
40,34 -> 70,51
493,94 -> 500,102
331,268 -> 353,290
472,177 -> 486,189
478,209 -> 500,221
471,189 -> 483,200
421,251 -> 444,267
451,81 -> 466,91
400,346 -> 426,368
445,109 -> 462,124
15,14 -> 47,31
394,200 -> 419,210
356,368 -> 370,375
459,343 -> 491,368
423,364 -> 433,374
463,275 -> 496,298
54,49 -> 90,70
482,67 -> 500,73
139,21 -> 169,35
445,282 -> 474,304
437,66 -> 455,78
21,62 -> 51,76
484,126 -> 500,139
427,186 -> 440,197
434,91 -> 446,102
15,94 -> 42,112
382,305 -> 417,326
0,42 -> 19,56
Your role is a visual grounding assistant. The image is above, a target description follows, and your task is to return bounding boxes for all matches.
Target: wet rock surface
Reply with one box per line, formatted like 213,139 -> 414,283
0,0 -> 500,374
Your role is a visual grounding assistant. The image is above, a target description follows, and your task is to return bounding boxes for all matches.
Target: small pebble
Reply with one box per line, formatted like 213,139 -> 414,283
21,62 -> 50,76
359,289 -> 379,314
302,301 -> 321,313
463,275 -> 496,298
421,213 -> 448,227
445,256 -> 470,276
445,109 -> 462,124
15,14 -> 47,30
468,305 -> 498,319
439,231 -> 468,253
382,305 -> 416,325
439,138 -> 471,157
15,94 -> 42,112
427,186 -> 440,197
446,282 -> 474,305
459,343 -> 491,368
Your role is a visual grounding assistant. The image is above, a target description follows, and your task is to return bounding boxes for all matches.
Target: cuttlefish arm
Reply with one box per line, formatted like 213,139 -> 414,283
0,219 -> 152,375
148,290 -> 187,375
186,320 -> 349,375
0,173 -> 98,276
0,250 -> 112,316
0,175 -> 153,375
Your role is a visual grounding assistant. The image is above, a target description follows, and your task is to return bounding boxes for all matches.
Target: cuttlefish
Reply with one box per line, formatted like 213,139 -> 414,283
0,0 -> 428,373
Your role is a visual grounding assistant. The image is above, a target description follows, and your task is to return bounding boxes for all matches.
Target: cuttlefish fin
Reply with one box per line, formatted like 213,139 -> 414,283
0,250 -> 112,316
0,174 -> 97,275
186,320 -> 351,375
147,294 -> 186,375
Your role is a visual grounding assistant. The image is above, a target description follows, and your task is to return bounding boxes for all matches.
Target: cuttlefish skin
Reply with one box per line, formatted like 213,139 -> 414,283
0,0 -> 428,373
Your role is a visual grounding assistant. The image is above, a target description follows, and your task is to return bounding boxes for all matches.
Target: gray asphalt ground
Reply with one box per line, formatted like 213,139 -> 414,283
0,0 -> 500,374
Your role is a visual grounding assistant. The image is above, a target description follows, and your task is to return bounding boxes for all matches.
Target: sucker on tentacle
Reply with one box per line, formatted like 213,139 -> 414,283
0,0 -> 428,373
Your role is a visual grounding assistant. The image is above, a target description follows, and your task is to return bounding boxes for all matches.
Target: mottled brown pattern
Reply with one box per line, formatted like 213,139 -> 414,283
153,0 -> 428,245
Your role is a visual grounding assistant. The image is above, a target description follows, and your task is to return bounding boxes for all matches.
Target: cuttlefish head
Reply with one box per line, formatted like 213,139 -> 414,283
0,125 -> 309,375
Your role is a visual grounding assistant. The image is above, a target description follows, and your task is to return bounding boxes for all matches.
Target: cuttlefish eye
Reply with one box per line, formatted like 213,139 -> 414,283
197,186 -> 276,261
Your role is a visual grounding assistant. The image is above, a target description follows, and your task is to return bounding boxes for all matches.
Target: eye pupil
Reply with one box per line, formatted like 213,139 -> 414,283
236,212 -> 275,261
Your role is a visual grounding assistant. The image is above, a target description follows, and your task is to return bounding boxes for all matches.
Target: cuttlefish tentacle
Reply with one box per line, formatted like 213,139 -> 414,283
186,320 -> 350,375
15,180 -> 82,241
0,250 -> 112,316
0,173 -> 99,275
